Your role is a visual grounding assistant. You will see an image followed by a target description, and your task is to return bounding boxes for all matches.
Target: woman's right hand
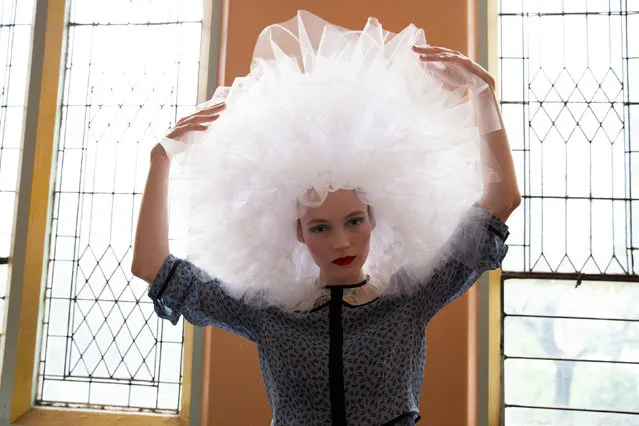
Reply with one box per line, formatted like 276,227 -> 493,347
154,102 -> 226,160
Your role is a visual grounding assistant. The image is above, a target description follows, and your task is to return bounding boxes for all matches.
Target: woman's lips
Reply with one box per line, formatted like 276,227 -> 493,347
332,256 -> 356,266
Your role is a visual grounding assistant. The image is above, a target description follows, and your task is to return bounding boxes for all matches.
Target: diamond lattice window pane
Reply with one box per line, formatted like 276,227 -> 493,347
499,2 -> 639,275
37,0 -> 204,413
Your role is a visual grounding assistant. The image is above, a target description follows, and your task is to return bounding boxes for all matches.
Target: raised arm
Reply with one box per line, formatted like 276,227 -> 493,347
413,45 -> 521,221
131,103 -> 225,283
130,145 -> 171,283
409,46 -> 520,319
129,104 -> 262,341
476,91 -> 521,222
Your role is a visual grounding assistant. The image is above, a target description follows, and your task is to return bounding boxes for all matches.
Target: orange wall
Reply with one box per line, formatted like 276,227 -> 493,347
202,1 -> 478,424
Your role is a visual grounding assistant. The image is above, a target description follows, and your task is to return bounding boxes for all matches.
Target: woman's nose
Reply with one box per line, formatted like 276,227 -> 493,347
332,229 -> 350,250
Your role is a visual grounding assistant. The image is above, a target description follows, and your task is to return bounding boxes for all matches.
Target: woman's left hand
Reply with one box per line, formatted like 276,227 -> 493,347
413,46 -> 521,221
412,45 -> 495,92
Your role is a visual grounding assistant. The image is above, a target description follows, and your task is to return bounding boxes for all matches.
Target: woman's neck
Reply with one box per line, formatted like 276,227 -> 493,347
319,269 -> 366,287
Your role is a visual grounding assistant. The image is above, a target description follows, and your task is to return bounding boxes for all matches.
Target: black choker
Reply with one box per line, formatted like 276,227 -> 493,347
323,275 -> 370,290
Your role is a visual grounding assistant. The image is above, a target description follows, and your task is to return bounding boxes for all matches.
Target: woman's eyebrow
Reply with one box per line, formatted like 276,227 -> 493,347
306,211 -> 365,226
345,210 -> 366,219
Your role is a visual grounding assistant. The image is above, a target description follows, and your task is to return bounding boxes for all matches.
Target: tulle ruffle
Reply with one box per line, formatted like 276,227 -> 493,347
165,10 -> 502,311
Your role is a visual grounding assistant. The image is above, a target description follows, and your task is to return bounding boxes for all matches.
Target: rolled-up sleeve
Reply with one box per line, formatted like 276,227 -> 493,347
148,254 -> 261,342
417,205 -> 509,320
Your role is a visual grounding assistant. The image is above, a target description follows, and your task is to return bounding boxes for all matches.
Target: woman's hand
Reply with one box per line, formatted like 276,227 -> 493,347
412,45 -> 495,92
133,102 -> 226,283
166,102 -> 226,141
154,102 -> 226,161
413,45 -> 521,222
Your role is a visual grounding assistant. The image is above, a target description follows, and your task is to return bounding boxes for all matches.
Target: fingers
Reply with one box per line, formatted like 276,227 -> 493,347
176,102 -> 226,125
179,112 -> 222,126
413,45 -> 493,85
178,123 -> 208,132
166,122 -> 208,140
420,52 -> 495,90
418,52 -> 461,62
412,45 -> 462,57
162,102 -> 225,156
413,46 -> 468,71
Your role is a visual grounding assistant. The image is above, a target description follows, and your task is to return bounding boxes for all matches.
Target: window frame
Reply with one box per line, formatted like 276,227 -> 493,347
0,0 -> 220,424
478,0 -> 502,425
483,0 -> 639,424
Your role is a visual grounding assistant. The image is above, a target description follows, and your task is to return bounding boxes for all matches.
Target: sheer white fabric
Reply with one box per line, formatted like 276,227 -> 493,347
165,10 -> 503,311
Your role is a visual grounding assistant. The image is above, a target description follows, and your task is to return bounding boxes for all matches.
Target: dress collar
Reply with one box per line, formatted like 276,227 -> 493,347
322,275 -> 370,290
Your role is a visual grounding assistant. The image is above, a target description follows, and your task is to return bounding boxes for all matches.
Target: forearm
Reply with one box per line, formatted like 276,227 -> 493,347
411,45 -> 521,221
477,90 -> 521,222
131,150 -> 171,283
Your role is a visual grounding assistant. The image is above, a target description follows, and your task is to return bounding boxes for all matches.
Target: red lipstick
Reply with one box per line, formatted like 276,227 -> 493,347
332,256 -> 356,266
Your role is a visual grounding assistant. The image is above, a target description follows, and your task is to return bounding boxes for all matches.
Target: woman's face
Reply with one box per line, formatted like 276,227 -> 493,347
298,189 -> 374,285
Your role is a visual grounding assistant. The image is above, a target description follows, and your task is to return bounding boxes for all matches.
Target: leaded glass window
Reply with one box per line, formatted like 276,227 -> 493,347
37,0 -> 204,412
498,0 -> 639,423
0,0 -> 35,346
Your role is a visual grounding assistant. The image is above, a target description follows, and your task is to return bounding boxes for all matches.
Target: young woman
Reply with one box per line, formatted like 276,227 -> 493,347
132,11 -> 520,425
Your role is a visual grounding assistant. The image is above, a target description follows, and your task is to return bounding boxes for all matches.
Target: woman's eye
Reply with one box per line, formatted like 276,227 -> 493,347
309,225 -> 329,233
347,217 -> 365,227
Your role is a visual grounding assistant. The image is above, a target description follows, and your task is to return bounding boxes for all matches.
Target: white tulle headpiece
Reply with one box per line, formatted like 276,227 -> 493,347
165,10 -> 502,311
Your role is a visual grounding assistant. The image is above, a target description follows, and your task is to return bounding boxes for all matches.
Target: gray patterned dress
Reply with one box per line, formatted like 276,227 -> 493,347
148,205 -> 509,425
